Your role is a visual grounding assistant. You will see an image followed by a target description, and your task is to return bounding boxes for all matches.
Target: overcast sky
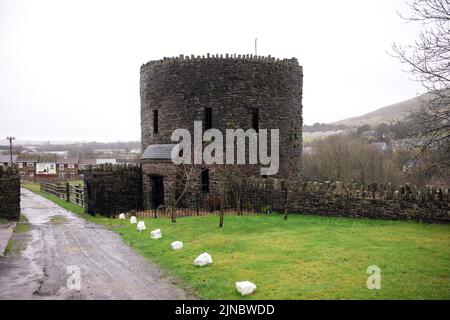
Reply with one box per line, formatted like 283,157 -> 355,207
0,0 -> 423,142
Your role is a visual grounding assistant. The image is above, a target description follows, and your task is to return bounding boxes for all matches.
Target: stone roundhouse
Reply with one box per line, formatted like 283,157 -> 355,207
140,54 -> 303,210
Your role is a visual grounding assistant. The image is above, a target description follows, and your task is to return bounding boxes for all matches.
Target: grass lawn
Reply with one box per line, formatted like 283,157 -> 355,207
68,180 -> 84,187
23,183 -> 450,299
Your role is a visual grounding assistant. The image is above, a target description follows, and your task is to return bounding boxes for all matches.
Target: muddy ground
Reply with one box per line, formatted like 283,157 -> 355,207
0,188 -> 192,300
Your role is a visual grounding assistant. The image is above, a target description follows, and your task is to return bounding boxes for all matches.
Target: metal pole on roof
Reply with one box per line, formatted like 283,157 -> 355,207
6,136 -> 15,166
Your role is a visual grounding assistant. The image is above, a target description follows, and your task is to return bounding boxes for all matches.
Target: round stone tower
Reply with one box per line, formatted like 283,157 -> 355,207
140,54 -> 303,209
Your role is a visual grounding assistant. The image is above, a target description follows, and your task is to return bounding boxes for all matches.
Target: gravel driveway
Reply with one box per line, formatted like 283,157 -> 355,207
0,188 -> 191,300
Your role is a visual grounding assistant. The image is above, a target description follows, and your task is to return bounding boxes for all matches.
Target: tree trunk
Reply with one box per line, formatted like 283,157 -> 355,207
219,209 -> 224,228
283,187 -> 289,220
219,187 -> 225,228
171,205 -> 176,223
236,195 -> 241,216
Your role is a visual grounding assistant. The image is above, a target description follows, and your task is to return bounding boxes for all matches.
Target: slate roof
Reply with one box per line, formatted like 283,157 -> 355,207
141,144 -> 177,161
56,155 -> 79,164
38,154 -> 57,163
78,158 -> 96,165
116,158 -> 139,164
0,154 -> 17,163
96,159 -> 117,165
16,154 -> 38,162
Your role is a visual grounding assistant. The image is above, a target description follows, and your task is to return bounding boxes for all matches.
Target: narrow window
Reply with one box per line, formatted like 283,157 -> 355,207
252,108 -> 259,132
201,169 -> 209,193
153,109 -> 159,134
204,108 -> 212,130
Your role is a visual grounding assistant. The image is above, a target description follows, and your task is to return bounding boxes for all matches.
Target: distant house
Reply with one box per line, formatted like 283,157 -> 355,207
96,159 -> 117,165
21,146 -> 38,153
15,154 -> 38,180
78,158 -> 96,176
116,158 -> 139,166
56,155 -> 79,179
35,154 -> 57,179
0,154 -> 17,166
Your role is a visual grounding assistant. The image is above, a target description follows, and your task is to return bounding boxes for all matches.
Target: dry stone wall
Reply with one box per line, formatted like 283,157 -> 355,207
83,165 -> 143,217
241,178 -> 450,223
0,166 -> 20,219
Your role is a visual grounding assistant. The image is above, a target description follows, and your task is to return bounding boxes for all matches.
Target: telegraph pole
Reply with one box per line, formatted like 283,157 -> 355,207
6,136 -> 15,166
255,38 -> 258,56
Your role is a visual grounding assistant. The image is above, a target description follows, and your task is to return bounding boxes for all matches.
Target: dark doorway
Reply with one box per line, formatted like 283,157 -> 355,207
201,169 -> 209,193
151,176 -> 165,209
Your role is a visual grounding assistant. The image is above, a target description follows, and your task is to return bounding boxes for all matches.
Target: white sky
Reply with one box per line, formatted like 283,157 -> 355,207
0,0 -> 423,142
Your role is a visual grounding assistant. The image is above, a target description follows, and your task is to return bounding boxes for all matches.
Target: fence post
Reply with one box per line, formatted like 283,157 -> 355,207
240,193 -> 243,216
196,192 -> 199,216
66,183 -> 70,202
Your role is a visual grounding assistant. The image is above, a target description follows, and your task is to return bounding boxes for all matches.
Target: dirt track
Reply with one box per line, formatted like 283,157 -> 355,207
0,188 -> 191,300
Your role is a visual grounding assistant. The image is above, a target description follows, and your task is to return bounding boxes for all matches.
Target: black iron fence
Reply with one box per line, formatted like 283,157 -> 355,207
40,181 -> 84,207
127,188 -> 279,220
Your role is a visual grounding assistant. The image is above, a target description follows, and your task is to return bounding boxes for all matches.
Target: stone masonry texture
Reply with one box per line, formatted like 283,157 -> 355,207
140,54 -> 303,208
0,166 -> 20,219
83,165 -> 143,217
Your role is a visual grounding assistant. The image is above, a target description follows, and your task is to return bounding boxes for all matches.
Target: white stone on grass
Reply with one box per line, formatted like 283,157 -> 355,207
194,252 -> 213,266
119,213 -> 126,220
170,241 -> 183,250
235,281 -> 257,296
130,216 -> 137,224
151,229 -> 162,239
137,221 -> 146,232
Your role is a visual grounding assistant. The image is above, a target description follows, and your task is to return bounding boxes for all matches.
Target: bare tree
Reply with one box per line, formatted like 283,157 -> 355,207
214,165 -> 232,228
391,0 -> 450,175
281,180 -> 292,220
171,164 -> 202,223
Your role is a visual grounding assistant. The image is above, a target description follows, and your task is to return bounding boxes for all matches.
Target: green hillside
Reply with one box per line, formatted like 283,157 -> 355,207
332,96 -> 422,127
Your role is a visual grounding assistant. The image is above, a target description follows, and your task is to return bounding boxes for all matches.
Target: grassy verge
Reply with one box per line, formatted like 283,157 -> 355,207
23,183 -> 450,299
68,180 -> 84,187
4,214 -> 30,256
14,214 -> 31,233
50,215 -> 68,225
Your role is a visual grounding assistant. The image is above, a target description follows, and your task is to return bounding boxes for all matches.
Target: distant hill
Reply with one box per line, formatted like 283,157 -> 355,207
332,96 -> 422,127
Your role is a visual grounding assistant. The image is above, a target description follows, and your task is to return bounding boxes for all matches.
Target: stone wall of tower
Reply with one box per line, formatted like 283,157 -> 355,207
140,54 -> 303,179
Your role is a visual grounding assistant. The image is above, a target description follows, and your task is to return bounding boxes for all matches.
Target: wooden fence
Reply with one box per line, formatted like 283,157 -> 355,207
40,181 -> 85,207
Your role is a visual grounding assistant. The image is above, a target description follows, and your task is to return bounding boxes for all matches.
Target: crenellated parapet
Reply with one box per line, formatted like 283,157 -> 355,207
140,54 -> 301,72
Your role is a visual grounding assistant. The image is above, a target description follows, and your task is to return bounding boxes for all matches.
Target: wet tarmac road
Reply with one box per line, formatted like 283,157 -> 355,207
0,188 -> 190,300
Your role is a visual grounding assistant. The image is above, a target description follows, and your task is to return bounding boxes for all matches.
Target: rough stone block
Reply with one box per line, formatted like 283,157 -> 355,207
151,228 -> 162,239
170,241 -> 183,250
137,221 -> 146,231
194,252 -> 213,266
236,281 -> 257,296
